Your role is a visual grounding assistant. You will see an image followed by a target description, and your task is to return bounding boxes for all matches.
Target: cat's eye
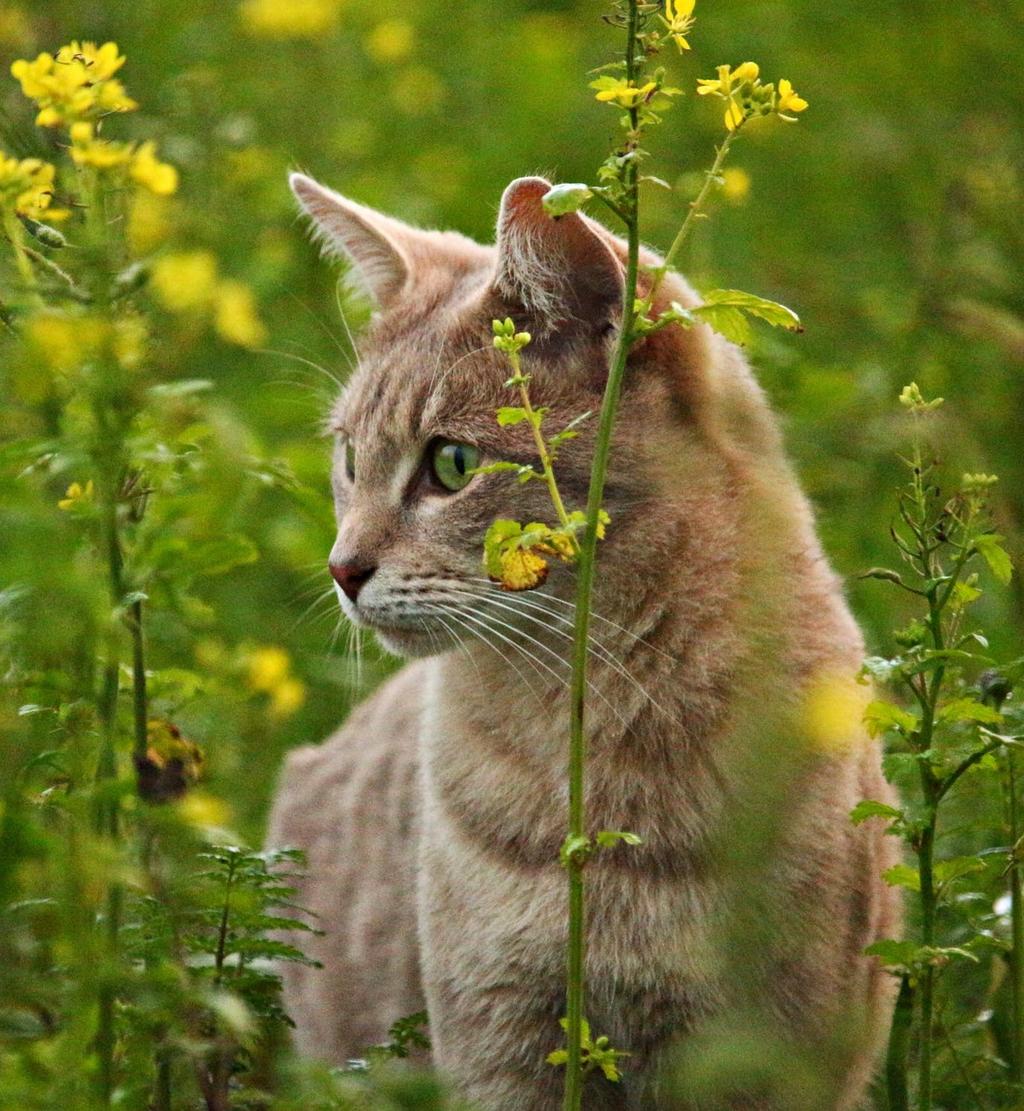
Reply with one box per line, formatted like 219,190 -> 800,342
430,441 -> 480,492
344,439 -> 356,481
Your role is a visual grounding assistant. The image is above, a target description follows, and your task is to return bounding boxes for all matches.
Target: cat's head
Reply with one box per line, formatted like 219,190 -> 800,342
291,172 -> 762,659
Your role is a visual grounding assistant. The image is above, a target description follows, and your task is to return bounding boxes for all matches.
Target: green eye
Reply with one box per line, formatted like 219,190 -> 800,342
344,439 -> 356,481
431,441 -> 480,492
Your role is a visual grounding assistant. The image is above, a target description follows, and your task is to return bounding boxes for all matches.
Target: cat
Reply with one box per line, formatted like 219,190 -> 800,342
266,171 -> 901,1110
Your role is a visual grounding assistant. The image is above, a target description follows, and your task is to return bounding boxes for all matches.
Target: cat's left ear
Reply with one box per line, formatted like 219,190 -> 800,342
493,176 -> 623,334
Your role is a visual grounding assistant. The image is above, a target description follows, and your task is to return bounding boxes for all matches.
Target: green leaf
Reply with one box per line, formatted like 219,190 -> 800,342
860,656 -> 903,683
191,534 -> 259,577
595,830 -> 643,849
546,1050 -> 569,1067
482,518 -> 524,578
933,855 -> 986,887
692,288 -> 803,346
882,864 -> 921,892
864,939 -> 921,969
864,700 -> 919,739
541,183 -> 594,217
850,800 -> 903,826
936,697 -> 1003,726
559,834 -> 593,869
496,406 -> 529,427
975,534 -> 1013,585
470,461 -> 522,475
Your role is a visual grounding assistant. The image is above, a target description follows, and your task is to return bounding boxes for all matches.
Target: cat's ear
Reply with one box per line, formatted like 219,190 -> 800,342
289,172 -> 415,306
493,176 -> 623,333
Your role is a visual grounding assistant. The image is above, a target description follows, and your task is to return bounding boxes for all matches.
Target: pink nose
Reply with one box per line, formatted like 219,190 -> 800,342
330,560 -> 376,602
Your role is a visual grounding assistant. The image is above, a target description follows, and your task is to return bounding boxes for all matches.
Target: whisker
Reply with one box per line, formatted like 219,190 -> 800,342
287,292 -> 355,372
466,577 -> 677,662
460,588 -> 679,726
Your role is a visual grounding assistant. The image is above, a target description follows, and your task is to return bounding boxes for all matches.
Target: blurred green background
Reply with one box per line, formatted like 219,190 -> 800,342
2,0 -> 1021,842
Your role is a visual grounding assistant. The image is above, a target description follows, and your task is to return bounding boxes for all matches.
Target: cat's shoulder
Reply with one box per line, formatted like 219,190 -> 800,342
267,661 -> 428,845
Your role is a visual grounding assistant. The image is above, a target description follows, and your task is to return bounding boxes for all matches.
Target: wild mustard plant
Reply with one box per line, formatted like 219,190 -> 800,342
855,384 -> 1019,1110
479,2 -> 809,1105
0,39 -> 306,1110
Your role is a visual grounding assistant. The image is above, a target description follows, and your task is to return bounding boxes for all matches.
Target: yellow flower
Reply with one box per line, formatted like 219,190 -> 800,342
592,77 -> 658,109
214,279 -> 268,348
150,251 -> 220,312
55,41 -> 126,82
68,120 -> 137,172
724,98 -> 745,132
130,141 -> 179,196
26,312 -> 111,371
245,646 -> 306,719
128,192 -> 174,254
58,479 -> 94,511
775,78 -> 808,118
663,0 -> 695,52
497,547 -> 549,591
697,61 -> 759,99
0,152 -> 57,218
365,19 -> 414,63
239,0 -> 342,38
720,166 -> 751,202
11,43 -> 136,127
246,646 -> 291,693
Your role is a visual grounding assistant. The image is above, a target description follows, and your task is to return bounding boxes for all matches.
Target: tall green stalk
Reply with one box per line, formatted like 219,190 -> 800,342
563,3 -> 641,1106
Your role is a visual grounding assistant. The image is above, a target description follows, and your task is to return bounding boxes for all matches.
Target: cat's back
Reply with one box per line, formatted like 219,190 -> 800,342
267,661 -> 428,1060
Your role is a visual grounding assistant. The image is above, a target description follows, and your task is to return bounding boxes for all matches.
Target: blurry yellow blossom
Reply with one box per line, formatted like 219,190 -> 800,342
11,42 -> 136,127
245,646 -> 306,718
662,0 -> 695,51
391,66 -> 445,115
366,19 -> 415,63
68,121 -> 133,170
591,76 -> 658,109
240,0 -> 342,38
775,78 -> 808,119
724,98 -> 744,131
151,251 -> 220,312
26,312 -> 111,371
176,792 -> 233,829
697,62 -> 759,99
720,166 -> 751,202
247,646 -> 290,692
802,670 -> 872,753
113,316 -> 148,369
58,479 -> 94,511
128,192 -> 174,254
214,279 -> 268,348
0,153 -> 57,219
130,141 -> 179,196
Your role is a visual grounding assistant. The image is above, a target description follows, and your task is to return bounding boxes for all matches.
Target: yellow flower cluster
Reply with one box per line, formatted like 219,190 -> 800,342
150,251 -> 268,349
240,0 -> 343,39
662,0 -> 696,52
697,62 -> 807,132
57,479 -> 94,511
0,153 -> 60,219
12,42 -> 178,197
593,77 -> 658,110
11,42 -> 136,129
245,646 -> 306,719
26,311 -> 147,374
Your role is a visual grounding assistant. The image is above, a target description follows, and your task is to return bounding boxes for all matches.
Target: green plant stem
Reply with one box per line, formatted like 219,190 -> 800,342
3,210 -> 44,307
563,3 -> 641,1107
510,349 -> 576,542
886,974 -> 913,1111
1009,747 -> 1024,1082
645,131 -> 735,307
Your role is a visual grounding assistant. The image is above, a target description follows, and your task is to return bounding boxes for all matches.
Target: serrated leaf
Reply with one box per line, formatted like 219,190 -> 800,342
850,800 -> 903,826
692,289 -> 802,346
936,697 -> 1003,726
496,406 -> 529,427
975,534 -> 1013,585
882,864 -> 921,891
933,855 -> 986,886
864,939 -> 920,968
864,700 -> 919,738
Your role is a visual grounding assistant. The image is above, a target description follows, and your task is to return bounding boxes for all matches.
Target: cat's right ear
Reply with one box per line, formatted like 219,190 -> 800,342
289,173 -> 413,307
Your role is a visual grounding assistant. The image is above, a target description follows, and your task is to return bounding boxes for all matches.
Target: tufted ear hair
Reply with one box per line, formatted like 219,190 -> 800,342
289,172 -> 422,307
493,176 -> 624,334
